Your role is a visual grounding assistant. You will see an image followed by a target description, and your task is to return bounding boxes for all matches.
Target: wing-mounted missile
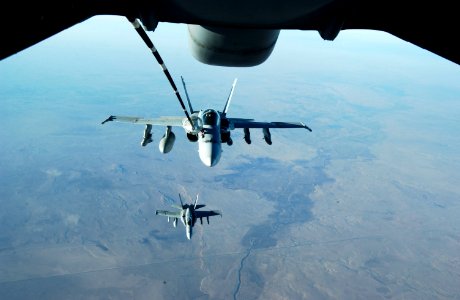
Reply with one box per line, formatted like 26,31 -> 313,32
173,218 -> 178,228
141,124 -> 153,147
159,126 -> 176,153
243,128 -> 251,144
262,128 -> 272,145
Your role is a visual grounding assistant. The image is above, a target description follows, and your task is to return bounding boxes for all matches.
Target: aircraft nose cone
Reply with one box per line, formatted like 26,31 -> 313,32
199,146 -> 220,167
200,154 -> 219,167
210,151 -> 221,167
186,226 -> 192,240
198,131 -> 222,167
201,156 -> 212,167
209,155 -> 219,167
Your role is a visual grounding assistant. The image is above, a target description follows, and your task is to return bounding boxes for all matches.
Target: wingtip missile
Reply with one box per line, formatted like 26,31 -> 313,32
300,122 -> 312,132
101,115 -> 116,125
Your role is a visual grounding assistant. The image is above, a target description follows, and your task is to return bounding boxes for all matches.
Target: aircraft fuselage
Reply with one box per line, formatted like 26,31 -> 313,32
184,207 -> 193,240
197,109 -> 222,167
183,109 -> 222,167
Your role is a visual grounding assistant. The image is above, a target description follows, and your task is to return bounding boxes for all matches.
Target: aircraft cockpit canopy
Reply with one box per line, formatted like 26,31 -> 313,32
203,110 -> 219,126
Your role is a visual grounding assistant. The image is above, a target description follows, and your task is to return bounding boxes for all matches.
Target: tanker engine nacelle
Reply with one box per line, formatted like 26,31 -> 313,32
244,128 -> 251,144
159,126 -> 176,153
188,25 -> 280,67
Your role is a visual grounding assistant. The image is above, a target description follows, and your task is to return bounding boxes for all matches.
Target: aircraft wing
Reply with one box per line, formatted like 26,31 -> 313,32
101,115 -> 184,126
194,210 -> 222,218
229,119 -> 312,132
155,210 -> 182,218
1,2 -> 458,66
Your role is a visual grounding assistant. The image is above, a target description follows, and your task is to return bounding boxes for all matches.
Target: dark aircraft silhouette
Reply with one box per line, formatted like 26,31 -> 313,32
0,1 -> 458,66
156,193 -> 222,240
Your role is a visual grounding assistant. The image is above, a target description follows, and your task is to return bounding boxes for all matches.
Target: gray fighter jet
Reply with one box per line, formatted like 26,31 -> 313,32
102,77 -> 311,167
101,23 -> 311,167
156,194 -> 222,240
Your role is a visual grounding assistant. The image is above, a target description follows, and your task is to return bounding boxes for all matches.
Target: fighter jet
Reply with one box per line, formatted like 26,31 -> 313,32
100,19 -> 311,166
102,76 -> 311,167
156,194 -> 222,240
101,21 -> 311,166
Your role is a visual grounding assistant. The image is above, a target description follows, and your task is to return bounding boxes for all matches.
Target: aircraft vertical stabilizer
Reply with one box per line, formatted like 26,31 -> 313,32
222,78 -> 238,115
181,76 -> 194,113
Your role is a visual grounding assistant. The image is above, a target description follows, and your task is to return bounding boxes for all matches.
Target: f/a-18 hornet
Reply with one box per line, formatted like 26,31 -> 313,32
102,76 -> 311,167
156,194 -> 222,240
101,20 -> 311,167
